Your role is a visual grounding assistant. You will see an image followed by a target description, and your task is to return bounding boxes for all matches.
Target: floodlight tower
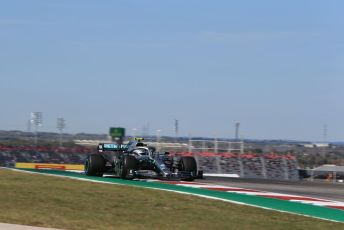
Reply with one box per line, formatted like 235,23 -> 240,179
132,128 -> 137,137
57,118 -> 66,147
156,129 -> 161,151
235,122 -> 240,140
31,112 -> 42,146
174,119 -> 179,142
323,124 -> 328,143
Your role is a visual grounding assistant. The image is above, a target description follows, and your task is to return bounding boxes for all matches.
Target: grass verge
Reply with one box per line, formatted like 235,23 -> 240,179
0,169 -> 343,230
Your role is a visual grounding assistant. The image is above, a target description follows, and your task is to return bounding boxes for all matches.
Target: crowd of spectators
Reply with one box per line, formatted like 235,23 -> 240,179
0,145 -> 93,167
0,145 -> 299,180
172,152 -> 299,180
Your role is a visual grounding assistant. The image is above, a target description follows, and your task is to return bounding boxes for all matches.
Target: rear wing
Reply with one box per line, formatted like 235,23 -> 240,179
98,143 -> 129,152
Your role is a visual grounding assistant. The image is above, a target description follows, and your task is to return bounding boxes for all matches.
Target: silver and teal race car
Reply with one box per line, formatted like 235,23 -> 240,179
84,138 -> 199,181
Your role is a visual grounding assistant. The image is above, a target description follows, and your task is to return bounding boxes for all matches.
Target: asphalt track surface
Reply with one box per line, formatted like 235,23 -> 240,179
202,177 -> 344,202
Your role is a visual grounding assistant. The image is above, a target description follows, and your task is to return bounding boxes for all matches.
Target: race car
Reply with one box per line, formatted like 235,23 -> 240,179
84,138 -> 199,181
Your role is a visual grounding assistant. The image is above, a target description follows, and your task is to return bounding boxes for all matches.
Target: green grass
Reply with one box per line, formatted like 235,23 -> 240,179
0,169 -> 343,230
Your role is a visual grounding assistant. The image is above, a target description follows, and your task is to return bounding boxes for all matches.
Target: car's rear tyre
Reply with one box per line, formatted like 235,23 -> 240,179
120,155 -> 137,180
180,156 -> 197,181
84,154 -> 106,177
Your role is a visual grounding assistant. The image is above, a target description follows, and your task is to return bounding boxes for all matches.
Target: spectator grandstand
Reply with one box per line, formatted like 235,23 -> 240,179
0,146 -> 93,167
170,152 -> 299,180
0,145 -> 299,180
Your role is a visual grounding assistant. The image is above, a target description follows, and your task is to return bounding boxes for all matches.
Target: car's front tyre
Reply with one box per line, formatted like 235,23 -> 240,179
180,156 -> 197,181
84,154 -> 106,177
120,155 -> 137,180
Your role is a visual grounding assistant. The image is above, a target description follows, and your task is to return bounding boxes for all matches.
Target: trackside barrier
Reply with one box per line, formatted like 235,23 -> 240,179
15,163 -> 84,171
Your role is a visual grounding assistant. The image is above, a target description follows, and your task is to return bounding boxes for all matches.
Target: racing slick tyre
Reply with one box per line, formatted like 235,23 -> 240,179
180,156 -> 197,181
84,154 -> 106,177
120,155 -> 137,180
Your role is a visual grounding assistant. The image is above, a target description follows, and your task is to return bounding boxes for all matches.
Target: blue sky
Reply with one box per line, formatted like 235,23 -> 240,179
0,1 -> 343,141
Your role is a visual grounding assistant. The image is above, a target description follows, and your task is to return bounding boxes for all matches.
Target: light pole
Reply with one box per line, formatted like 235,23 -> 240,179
214,132 -> 218,154
30,112 -> 42,146
57,118 -> 66,147
132,128 -> 137,137
156,129 -> 161,151
174,119 -> 178,142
